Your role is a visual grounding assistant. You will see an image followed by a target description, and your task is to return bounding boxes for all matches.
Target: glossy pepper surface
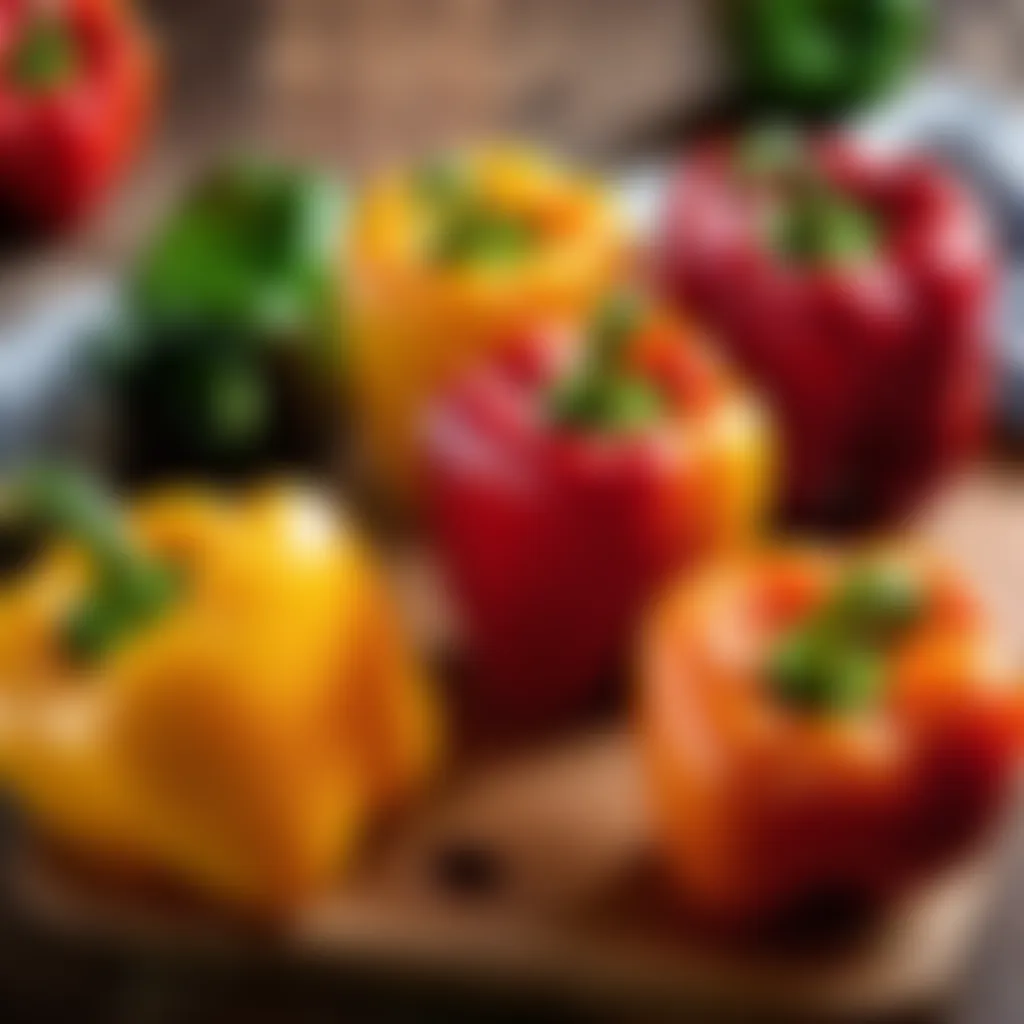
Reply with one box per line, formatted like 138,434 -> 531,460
639,546 -> 1024,926
0,473 -> 439,911
0,0 -> 154,229
102,161 -> 345,480
657,132 -> 995,528
423,297 -> 772,728
346,145 -> 625,503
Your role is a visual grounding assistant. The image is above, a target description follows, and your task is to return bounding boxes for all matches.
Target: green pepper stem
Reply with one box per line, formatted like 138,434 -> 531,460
5,465 -> 142,583
4,466 -> 183,662
546,293 -> 664,431
9,17 -> 79,92
588,292 -> 645,373
737,128 -> 880,265
767,561 -> 925,714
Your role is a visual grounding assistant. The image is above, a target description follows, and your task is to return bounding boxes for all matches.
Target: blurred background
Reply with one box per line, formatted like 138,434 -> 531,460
6,0 -> 1024,445
7,0 -> 1024,301
2,1 -> 1024,1022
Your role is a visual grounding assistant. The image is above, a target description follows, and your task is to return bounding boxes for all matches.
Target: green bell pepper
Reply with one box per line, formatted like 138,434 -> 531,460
733,0 -> 926,117
100,160 -> 345,478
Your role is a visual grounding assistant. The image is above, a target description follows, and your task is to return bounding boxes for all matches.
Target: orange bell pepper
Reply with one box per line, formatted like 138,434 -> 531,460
345,144 -> 625,503
0,472 -> 439,911
638,546 -> 1024,926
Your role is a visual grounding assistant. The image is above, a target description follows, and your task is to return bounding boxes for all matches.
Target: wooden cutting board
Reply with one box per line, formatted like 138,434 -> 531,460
2,464 -> 1022,1022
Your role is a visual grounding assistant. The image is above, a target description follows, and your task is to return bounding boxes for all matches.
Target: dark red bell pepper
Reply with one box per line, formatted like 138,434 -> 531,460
0,0 -> 154,229
422,298 -> 772,728
656,131 -> 995,528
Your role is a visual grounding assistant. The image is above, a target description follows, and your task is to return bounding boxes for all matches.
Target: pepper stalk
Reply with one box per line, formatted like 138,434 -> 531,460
3,465 -> 180,660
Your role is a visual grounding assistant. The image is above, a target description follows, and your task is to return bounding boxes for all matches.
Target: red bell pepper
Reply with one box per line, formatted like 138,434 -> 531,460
656,131 -> 995,529
422,297 -> 772,728
0,0 -> 154,229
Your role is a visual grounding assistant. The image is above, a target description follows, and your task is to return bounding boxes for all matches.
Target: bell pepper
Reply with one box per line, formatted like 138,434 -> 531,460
0,0 -> 154,229
423,295 -> 772,728
0,469 -> 439,911
99,160 -> 345,479
657,130 -> 995,528
639,546 -> 1024,927
346,145 -> 625,504
732,0 -> 925,117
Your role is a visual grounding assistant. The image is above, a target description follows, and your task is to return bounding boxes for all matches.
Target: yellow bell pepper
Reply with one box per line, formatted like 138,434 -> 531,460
0,474 -> 439,911
345,144 -> 626,502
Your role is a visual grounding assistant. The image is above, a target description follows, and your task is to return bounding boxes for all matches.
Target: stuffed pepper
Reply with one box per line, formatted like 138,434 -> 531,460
346,145 -> 625,503
0,0 -> 154,229
0,468 -> 439,912
657,130 -> 994,528
639,546 -> 1023,927
99,160 -> 345,479
423,295 -> 772,727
